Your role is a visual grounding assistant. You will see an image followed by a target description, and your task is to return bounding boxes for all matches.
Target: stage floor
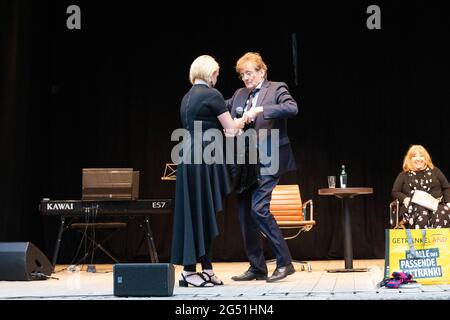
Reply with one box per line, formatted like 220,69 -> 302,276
1,260 -> 450,300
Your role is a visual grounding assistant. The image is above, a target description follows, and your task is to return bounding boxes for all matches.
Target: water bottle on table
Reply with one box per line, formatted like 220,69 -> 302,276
340,165 -> 347,188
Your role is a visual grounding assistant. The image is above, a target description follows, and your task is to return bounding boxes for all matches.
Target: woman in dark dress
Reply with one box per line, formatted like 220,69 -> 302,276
392,144 -> 450,229
170,55 -> 247,287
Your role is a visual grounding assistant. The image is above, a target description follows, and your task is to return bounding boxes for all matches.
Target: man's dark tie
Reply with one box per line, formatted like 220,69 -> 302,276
246,88 -> 260,111
233,87 -> 261,194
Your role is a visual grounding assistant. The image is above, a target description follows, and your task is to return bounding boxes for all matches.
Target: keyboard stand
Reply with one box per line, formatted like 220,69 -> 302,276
50,215 -> 159,271
52,216 -> 68,271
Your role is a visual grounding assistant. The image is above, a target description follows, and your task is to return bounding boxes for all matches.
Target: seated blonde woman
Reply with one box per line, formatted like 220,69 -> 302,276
392,144 -> 450,229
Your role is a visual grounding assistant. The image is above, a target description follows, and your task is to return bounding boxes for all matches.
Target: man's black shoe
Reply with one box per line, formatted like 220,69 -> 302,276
231,270 -> 267,281
266,263 -> 295,282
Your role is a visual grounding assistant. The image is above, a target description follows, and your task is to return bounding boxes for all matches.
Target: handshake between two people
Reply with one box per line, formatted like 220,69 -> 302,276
244,106 -> 263,123
234,106 -> 264,127
224,107 -> 264,137
224,107 -> 263,137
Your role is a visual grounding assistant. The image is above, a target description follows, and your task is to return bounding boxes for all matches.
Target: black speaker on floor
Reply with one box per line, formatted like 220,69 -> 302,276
0,242 -> 53,281
113,263 -> 175,297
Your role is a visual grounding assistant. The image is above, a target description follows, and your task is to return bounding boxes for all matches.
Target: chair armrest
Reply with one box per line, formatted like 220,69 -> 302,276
389,199 -> 399,228
302,200 -> 313,221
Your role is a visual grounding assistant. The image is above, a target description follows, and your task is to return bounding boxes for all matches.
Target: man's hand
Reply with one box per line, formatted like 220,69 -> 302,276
244,106 -> 263,123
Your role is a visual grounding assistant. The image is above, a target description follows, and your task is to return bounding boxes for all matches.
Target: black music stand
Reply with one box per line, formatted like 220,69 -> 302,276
161,163 -> 176,181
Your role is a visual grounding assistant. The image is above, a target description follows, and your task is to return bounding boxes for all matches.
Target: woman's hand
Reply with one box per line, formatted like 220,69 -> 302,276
233,116 -> 247,129
224,115 -> 249,137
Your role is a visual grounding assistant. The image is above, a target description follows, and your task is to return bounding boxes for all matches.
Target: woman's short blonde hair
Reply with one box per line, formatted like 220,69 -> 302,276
235,52 -> 268,79
402,144 -> 434,172
189,55 -> 219,85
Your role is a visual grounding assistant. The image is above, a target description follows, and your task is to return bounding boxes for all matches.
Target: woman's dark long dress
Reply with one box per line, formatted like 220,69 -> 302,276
170,84 -> 232,266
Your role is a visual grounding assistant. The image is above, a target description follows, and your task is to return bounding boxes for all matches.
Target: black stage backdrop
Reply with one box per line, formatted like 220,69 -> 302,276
1,1 -> 449,263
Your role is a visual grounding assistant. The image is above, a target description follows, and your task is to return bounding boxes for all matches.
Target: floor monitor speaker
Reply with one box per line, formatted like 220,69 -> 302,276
113,263 -> 174,297
0,242 -> 53,281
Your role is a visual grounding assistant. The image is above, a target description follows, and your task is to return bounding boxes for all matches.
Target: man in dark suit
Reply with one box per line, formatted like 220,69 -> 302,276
226,52 -> 298,282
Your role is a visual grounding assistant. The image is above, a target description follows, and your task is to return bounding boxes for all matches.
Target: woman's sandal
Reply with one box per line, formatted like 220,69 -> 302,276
179,272 -> 213,287
202,271 -> 224,285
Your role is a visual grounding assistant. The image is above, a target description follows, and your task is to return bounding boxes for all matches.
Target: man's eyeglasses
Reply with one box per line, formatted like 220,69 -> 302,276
238,70 -> 258,80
